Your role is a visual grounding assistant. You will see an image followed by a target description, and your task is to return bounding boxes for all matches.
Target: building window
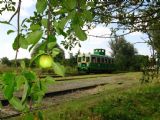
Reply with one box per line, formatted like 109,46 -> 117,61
86,57 -> 90,62
97,57 -> 100,63
82,56 -> 85,61
105,58 -> 108,63
78,57 -> 81,62
92,57 -> 96,63
108,59 -> 111,64
101,58 -> 105,63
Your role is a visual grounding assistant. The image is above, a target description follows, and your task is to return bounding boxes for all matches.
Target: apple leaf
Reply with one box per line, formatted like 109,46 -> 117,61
72,24 -> 87,41
12,36 -> 19,50
2,73 -> 15,100
21,80 -> 29,104
16,75 -> 26,90
30,24 -> 41,31
47,42 -> 56,50
52,48 -> 60,57
82,11 -> 93,22
9,97 -> 25,111
19,36 -> 28,49
41,19 -> 48,28
26,30 -> 43,45
0,21 -> 12,25
62,0 -> 76,10
48,35 -> 56,42
58,17 -> 68,30
7,30 -> 15,35
52,62 -> 65,77
36,0 -> 47,13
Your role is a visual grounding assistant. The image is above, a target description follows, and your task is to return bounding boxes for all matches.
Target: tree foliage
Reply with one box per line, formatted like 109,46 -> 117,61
0,57 -> 12,66
109,36 -> 137,71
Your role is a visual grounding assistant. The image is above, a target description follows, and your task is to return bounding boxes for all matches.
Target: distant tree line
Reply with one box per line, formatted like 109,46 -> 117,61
0,57 -> 31,67
109,36 -> 149,71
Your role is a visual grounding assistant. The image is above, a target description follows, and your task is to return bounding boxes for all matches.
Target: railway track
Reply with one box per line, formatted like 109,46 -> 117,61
0,80 -> 109,119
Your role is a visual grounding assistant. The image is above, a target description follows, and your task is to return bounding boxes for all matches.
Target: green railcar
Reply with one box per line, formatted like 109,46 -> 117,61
77,49 -> 115,73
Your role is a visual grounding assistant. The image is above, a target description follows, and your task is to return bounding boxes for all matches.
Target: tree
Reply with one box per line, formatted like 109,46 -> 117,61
0,57 -> 11,66
133,55 -> 149,71
109,36 -> 137,71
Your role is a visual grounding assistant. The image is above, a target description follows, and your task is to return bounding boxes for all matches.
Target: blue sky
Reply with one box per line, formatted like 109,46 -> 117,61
0,0 -> 151,60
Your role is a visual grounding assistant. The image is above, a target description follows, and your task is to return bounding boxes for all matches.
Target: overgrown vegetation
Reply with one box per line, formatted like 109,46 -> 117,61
93,83 -> 160,120
109,36 -> 149,71
11,80 -> 159,120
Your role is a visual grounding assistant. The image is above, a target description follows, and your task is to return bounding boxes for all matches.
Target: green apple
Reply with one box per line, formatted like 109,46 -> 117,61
39,55 -> 53,68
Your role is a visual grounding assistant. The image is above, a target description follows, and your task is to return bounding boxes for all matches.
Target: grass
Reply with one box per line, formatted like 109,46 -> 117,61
93,83 -> 160,120
38,83 -> 160,120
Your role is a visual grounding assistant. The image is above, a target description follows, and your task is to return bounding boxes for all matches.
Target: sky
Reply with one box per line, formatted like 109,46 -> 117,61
0,0 -> 152,60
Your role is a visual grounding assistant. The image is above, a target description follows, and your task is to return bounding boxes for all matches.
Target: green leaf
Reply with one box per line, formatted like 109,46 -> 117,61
50,0 -> 57,6
9,97 -> 25,111
47,42 -> 56,50
4,85 -> 14,100
62,0 -> 76,10
26,30 -> 43,45
22,70 -> 36,82
36,0 -> 47,13
52,48 -> 60,57
0,21 -> 12,25
72,12 -> 81,25
41,19 -> 48,28
52,62 -> 65,76
30,83 -> 44,102
16,75 -> 26,90
19,36 -> 28,49
40,76 -> 55,93
43,76 -> 55,84
82,11 -> 93,22
72,25 -> 87,41
12,36 -> 19,50
48,35 -> 56,42
21,80 -> 29,104
38,41 -> 48,51
20,61 -> 26,69
58,17 -> 68,30
2,73 -> 15,100
2,73 -> 15,85
7,30 -> 15,35
30,24 -> 41,31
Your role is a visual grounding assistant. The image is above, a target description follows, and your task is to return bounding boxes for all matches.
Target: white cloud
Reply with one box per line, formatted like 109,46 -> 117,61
86,26 -> 111,45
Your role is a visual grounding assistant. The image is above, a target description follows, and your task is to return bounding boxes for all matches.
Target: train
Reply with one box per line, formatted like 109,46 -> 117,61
77,49 -> 115,73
